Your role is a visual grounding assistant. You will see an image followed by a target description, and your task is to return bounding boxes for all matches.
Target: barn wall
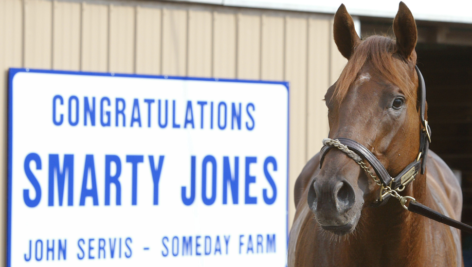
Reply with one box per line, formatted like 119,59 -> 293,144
0,0 -> 346,263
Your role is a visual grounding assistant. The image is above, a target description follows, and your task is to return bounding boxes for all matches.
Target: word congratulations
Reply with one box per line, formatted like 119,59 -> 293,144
52,95 -> 256,130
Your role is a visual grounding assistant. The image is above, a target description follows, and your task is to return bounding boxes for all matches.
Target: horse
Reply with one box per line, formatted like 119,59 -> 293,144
288,2 -> 463,267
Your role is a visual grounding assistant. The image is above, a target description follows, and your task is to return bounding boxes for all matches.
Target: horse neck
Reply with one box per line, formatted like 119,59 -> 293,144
344,172 -> 428,265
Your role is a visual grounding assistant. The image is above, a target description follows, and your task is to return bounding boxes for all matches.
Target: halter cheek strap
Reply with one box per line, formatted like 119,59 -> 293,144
417,66 -> 432,174
316,66 -> 472,234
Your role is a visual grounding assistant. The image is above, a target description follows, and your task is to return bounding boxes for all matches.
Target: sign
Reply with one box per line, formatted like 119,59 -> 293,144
8,69 -> 289,266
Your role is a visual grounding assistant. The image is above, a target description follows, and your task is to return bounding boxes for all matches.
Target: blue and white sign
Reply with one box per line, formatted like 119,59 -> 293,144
7,68 -> 289,267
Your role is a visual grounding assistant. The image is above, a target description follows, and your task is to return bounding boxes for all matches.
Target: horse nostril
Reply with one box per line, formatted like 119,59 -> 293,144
335,181 -> 355,212
307,181 -> 318,211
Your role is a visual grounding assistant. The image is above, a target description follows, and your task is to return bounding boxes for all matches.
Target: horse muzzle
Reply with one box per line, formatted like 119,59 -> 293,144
308,177 -> 363,235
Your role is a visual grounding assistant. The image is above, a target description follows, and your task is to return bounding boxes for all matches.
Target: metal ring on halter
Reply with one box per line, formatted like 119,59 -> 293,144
400,196 -> 416,210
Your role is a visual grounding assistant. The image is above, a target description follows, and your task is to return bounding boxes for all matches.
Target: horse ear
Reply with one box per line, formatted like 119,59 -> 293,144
393,2 -> 417,59
333,4 -> 361,59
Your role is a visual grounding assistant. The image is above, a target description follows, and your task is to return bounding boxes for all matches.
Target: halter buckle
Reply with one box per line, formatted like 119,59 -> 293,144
423,120 -> 432,143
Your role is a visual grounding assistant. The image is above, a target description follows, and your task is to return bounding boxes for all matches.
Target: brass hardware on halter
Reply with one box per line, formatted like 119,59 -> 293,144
358,160 -> 382,186
397,170 -> 417,192
378,184 -> 416,209
379,178 -> 394,202
399,196 -> 416,210
378,169 -> 417,202
423,120 -> 431,143
377,157 -> 419,203
323,138 -> 420,209
379,185 -> 392,202
378,185 -> 385,202
400,166 -> 417,187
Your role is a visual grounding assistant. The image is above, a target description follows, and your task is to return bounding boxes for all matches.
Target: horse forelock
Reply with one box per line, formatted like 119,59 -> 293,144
333,35 -> 417,104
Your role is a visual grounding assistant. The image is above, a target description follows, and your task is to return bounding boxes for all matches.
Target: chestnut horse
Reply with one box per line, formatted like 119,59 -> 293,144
288,3 -> 463,267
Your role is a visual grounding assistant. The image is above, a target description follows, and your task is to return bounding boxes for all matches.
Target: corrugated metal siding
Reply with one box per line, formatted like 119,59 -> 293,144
24,0 -> 53,69
53,1 -> 81,70
285,15 -> 308,220
109,4 -> 135,73
135,6 -> 161,74
162,8 -> 188,76
0,1 -> 345,261
261,14 -> 284,80
213,10 -> 236,78
82,2 -> 108,72
0,1 -> 22,264
237,11 -> 261,79
307,16 -> 331,159
188,9 -> 212,77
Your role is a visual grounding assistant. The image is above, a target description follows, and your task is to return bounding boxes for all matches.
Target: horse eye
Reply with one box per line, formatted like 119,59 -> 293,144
392,98 -> 404,110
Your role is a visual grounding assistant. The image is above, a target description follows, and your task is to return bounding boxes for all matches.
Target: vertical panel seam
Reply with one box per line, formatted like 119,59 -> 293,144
21,0 -> 26,67
283,15 -> 286,81
186,9 -> 189,76
328,19 -> 333,85
305,17 -> 310,161
159,8 -> 164,75
133,5 -> 138,74
51,1 -> 55,69
325,20 -> 330,135
79,2 -> 84,71
211,10 -> 214,78
185,9 -> 189,76
235,12 -> 239,79
259,13 -> 262,80
107,4 -> 111,72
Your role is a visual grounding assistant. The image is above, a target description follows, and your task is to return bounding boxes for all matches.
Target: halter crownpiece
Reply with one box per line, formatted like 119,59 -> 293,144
318,66 -> 472,234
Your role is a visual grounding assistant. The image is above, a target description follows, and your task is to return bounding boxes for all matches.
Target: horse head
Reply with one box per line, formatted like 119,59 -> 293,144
307,2 -> 423,235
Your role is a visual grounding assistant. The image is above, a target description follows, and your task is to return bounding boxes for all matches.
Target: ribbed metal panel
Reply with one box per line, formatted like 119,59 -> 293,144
162,7 -> 187,76
261,14 -> 284,80
0,0 -> 22,84
81,3 -> 109,72
24,0 -> 52,69
135,6 -> 161,75
213,10 -> 236,78
109,4 -> 135,73
237,11 -> 261,79
53,1 -> 81,70
0,1 -> 340,249
188,9 -> 212,77
285,15 -> 308,222
307,16 -> 330,159
0,0 -> 22,263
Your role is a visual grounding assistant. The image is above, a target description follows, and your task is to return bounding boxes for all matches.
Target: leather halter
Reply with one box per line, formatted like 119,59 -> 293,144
320,66 -> 430,198
317,66 -> 472,234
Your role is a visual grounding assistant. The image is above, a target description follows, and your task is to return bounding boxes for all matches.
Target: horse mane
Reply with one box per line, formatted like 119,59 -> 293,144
333,35 -> 417,103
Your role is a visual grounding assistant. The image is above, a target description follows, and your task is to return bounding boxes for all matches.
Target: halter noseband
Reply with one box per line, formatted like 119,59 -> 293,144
319,66 -> 430,206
